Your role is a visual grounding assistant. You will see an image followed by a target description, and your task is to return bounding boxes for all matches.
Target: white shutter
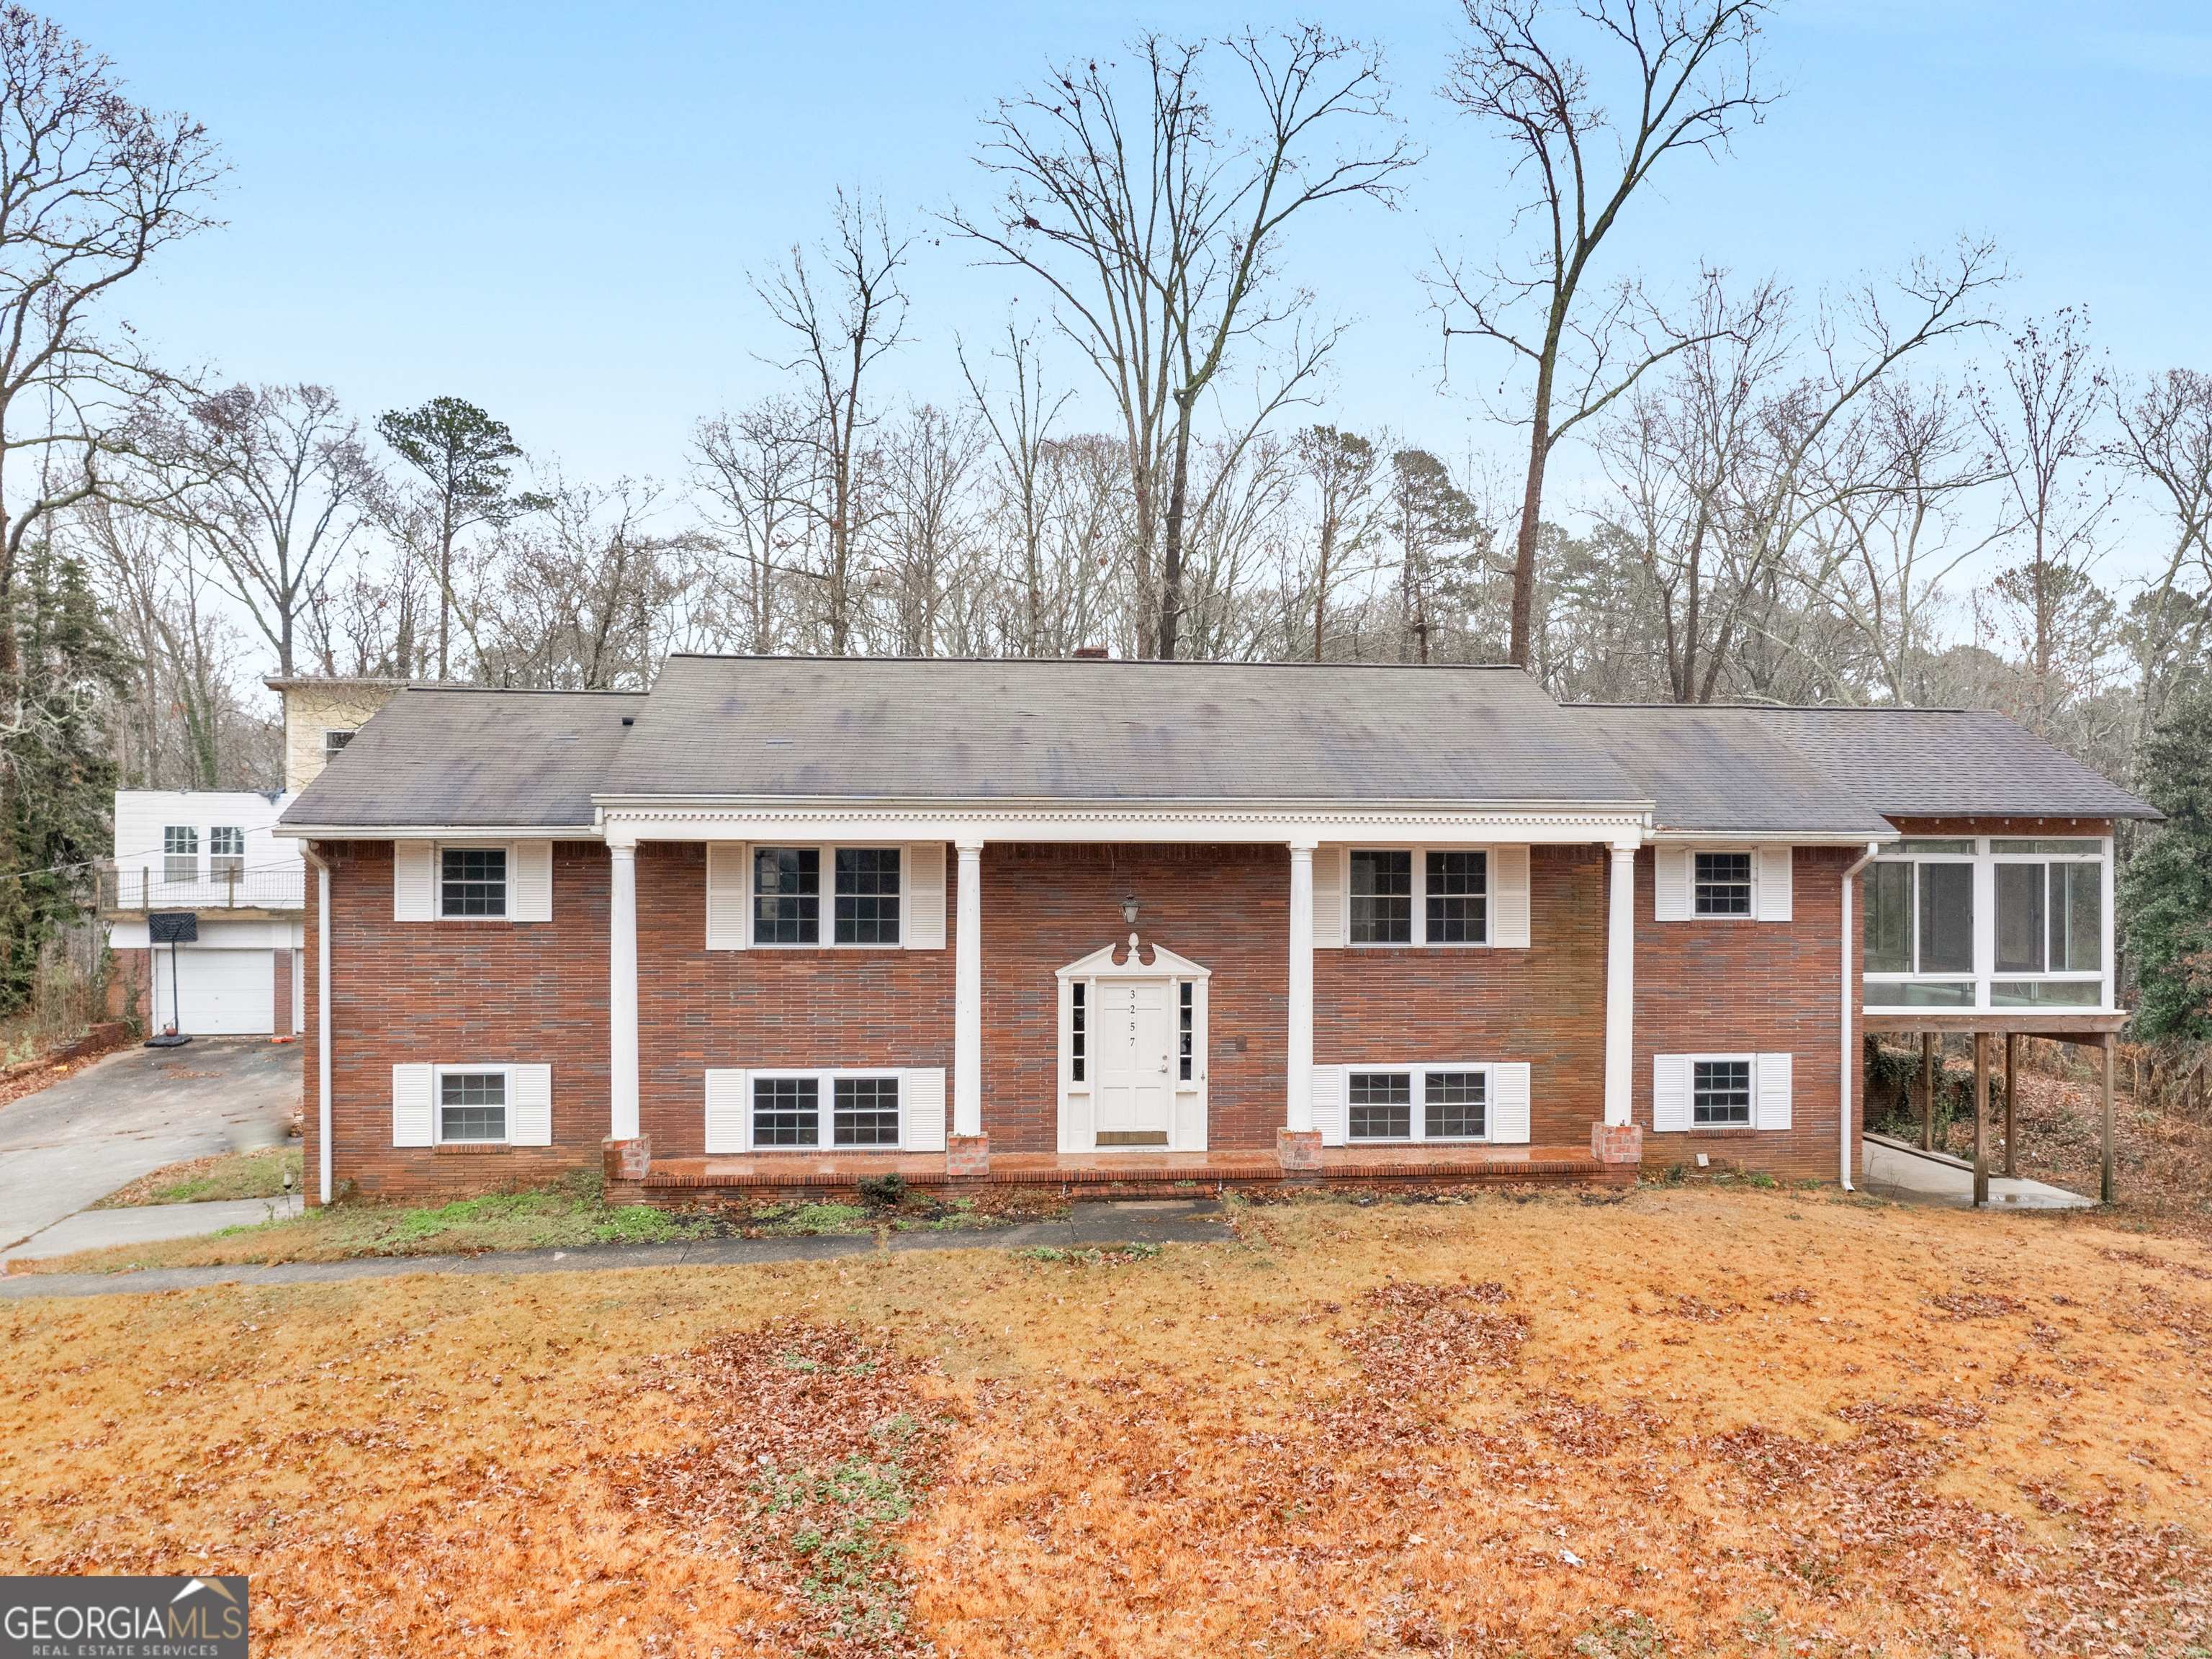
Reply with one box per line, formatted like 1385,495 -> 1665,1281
903,1066 -> 948,1151
512,841 -> 552,922
1311,846 -> 1346,949
1758,845 -> 1794,922
906,843 -> 947,950
509,1062 -> 553,1145
394,842 -> 436,922
1490,1061 -> 1532,1143
1310,1064 -> 1346,1146
392,1063 -> 433,1146
1654,847 -> 1691,922
1491,845 -> 1531,948
1653,1054 -> 1691,1132
1755,1052 -> 1793,1130
705,842 -> 749,950
704,1069 -> 748,1154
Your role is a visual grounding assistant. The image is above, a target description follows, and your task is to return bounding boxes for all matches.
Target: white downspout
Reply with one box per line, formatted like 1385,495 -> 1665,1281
300,845 -> 334,1206
1839,842 -> 1880,1190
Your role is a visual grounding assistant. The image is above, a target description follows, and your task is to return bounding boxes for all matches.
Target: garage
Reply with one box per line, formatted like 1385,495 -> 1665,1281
149,946 -> 276,1036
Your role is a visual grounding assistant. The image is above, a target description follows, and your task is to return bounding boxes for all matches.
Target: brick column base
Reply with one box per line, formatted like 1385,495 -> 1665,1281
1591,1123 -> 1643,1165
603,1135 -> 652,1184
1277,1128 -> 1323,1172
947,1133 -> 991,1177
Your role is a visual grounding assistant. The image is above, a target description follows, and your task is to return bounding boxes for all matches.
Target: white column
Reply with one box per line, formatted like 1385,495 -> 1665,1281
609,839 -> 640,1141
1287,839 -> 1316,1132
953,839 -> 984,1137
1604,841 -> 1637,1127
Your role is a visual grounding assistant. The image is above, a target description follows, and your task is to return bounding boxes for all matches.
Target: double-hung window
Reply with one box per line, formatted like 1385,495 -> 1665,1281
749,1070 -> 903,1148
163,826 -> 199,884
441,847 -> 508,917
752,846 -> 902,945
1348,850 -> 1488,946
1345,1065 -> 1489,1142
210,826 -> 246,879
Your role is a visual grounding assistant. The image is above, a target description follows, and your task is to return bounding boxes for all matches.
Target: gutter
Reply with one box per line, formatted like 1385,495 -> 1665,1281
298,845 -> 334,1207
1838,842 -> 1881,1190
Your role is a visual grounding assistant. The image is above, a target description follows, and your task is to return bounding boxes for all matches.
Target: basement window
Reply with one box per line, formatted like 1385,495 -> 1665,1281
1346,1064 -> 1492,1143
750,1071 -> 904,1148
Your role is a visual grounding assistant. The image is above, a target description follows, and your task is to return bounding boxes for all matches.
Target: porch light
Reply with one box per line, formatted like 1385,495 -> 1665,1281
1120,892 -> 1141,926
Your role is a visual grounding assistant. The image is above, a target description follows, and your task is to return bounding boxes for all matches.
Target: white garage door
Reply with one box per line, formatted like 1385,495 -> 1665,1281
150,947 -> 275,1036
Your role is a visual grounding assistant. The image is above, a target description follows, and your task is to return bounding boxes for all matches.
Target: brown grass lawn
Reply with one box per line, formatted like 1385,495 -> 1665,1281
4,1187 -> 2208,1658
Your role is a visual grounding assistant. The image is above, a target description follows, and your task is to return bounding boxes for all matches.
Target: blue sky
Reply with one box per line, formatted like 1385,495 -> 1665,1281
48,0 -> 2212,584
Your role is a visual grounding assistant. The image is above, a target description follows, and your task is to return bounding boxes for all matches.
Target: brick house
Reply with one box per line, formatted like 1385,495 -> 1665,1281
274,657 -> 2157,1207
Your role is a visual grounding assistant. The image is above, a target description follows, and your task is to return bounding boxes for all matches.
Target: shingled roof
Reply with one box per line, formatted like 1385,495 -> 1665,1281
1564,706 -> 1894,835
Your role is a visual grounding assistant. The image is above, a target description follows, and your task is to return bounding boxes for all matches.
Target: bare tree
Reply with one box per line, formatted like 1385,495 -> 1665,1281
952,27 -> 1413,657
0,8 -> 222,695
961,323 -> 1070,656
868,403 -> 985,657
690,395 -> 817,654
1972,310 -> 2111,734
755,191 -> 909,655
1430,0 -> 1779,668
1292,425 -> 1392,660
2107,369 -> 2212,766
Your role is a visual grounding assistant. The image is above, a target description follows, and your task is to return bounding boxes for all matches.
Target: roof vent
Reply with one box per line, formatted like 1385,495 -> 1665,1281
1072,646 -> 1109,660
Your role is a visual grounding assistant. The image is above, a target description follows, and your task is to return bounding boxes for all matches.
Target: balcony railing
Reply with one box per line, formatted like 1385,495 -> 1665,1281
100,863 -> 307,913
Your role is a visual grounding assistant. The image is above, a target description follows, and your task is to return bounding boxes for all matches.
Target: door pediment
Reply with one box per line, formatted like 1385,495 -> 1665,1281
1056,935 -> 1213,981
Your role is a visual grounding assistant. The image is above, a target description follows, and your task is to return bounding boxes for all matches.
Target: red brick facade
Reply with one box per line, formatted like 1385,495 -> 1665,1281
307,836 -> 1859,1200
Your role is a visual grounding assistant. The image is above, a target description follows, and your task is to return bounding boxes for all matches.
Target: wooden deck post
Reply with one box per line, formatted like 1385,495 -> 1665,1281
1920,1033 -> 1935,1151
2101,1033 -> 2116,1205
2003,1032 -> 2017,1179
1972,1031 -> 1989,1208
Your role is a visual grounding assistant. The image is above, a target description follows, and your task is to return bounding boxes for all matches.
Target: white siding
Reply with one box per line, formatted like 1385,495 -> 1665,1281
903,1066 -> 948,1151
1491,845 -> 1531,948
906,843 -> 947,950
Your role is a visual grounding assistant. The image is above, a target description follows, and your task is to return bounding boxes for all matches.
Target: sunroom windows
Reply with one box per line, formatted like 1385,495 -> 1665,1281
1863,836 -> 2107,1010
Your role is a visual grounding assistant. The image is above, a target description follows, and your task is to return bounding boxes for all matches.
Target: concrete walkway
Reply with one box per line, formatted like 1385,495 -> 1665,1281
0,1038 -> 302,1254
4,1193 -> 305,1265
1860,1133 -> 2096,1210
0,1198 -> 1233,1301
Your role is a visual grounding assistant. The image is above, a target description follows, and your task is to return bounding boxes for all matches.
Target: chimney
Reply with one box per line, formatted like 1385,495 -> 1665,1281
1071,646 -> 1110,659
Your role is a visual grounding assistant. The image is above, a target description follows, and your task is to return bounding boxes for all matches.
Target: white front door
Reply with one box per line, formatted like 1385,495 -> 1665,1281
1094,980 -> 1173,1146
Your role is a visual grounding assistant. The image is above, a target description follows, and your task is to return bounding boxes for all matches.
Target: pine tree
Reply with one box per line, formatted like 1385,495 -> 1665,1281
0,546 -> 135,1015
2118,688 -> 2212,1044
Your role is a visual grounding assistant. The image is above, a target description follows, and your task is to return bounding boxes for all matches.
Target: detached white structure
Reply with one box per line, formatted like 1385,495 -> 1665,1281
104,790 -> 307,1035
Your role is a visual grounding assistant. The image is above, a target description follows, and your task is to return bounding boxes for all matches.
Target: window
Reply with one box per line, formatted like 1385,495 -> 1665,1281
324,729 -> 356,758
1349,851 -> 1412,943
441,847 -> 508,917
834,848 -> 901,944
1916,863 -> 1974,972
2047,862 -> 2102,971
752,846 -> 903,946
1345,1064 -> 1494,1141
439,1071 -> 506,1142
833,1076 -> 901,1146
1070,982 -> 1087,1082
752,1076 -> 818,1146
1348,1071 -> 1412,1139
1179,981 -> 1194,1082
163,826 -> 199,884
1349,849 -> 1489,945
210,825 -> 246,878
1694,852 -> 1753,916
1425,1071 -> 1485,1138
1692,1059 -> 1752,1126
1866,837 -> 2105,1010
750,1071 -> 902,1148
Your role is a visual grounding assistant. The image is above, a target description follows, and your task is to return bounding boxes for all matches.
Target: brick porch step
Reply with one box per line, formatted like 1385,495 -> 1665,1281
615,1146 -> 1627,1206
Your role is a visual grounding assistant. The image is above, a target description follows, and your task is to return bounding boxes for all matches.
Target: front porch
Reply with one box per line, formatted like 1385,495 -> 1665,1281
611,1143 -> 1629,1206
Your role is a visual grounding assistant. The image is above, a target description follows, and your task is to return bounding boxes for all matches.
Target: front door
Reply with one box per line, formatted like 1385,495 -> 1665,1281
1093,980 -> 1172,1146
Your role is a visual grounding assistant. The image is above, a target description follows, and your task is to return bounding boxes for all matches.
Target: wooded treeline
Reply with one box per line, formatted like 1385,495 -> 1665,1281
0,4 -> 2208,1029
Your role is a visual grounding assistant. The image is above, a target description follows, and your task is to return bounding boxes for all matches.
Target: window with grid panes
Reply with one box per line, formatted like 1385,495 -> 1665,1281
833,1076 -> 901,1146
1070,983 -> 1087,1081
753,848 -> 820,943
1424,1071 -> 1485,1138
439,1071 -> 506,1141
210,825 -> 245,878
163,825 -> 199,884
441,847 -> 508,916
1348,1071 -> 1412,1139
752,1076 -> 819,1145
1349,851 -> 1413,943
1692,1059 -> 1752,1125
1694,853 -> 1753,915
1426,851 -> 1487,943
833,849 -> 900,943
1179,982 -> 1194,1080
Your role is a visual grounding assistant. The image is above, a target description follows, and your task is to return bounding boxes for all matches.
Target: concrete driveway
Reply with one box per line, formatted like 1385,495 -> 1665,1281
0,1038 -> 302,1255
